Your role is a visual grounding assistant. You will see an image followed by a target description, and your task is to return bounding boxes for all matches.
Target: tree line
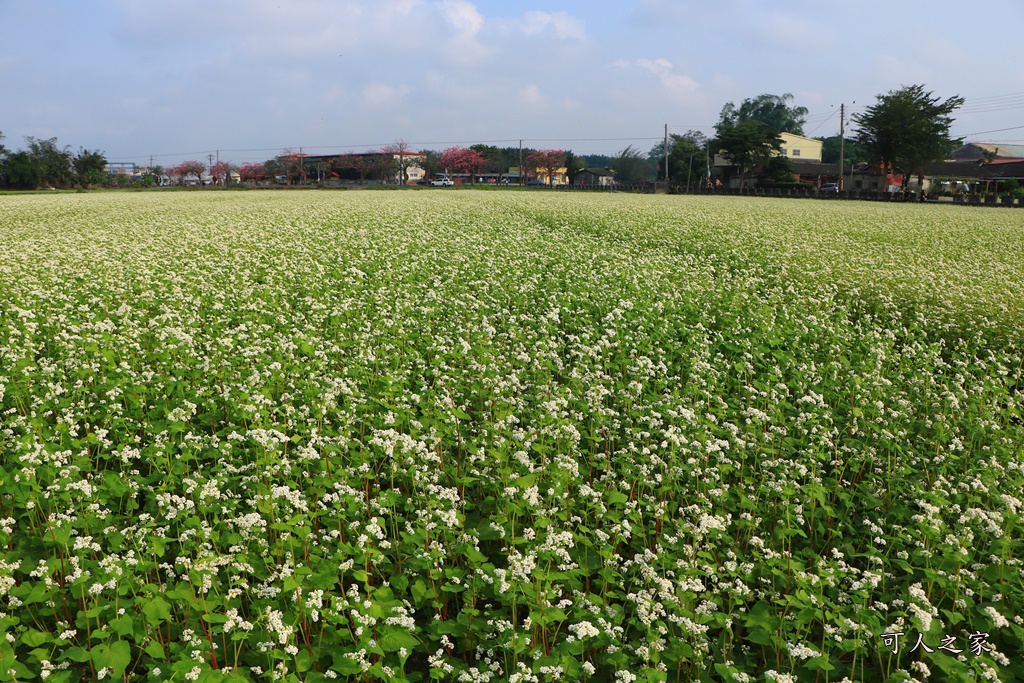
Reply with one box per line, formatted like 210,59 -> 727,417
0,133 -> 112,189
1,84 -> 963,191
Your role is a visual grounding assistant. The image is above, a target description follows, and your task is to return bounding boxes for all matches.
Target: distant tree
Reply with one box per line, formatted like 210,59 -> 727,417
650,131 -> 708,186
714,119 -> 783,189
611,145 -> 651,183
420,150 -> 440,180
439,147 -> 487,182
563,150 -> 584,185
817,136 -> 868,166
263,158 -> 284,181
341,155 -> 372,184
580,154 -> 612,169
719,93 -> 808,135
178,160 -> 207,185
72,148 -> 108,187
25,137 -> 73,187
762,156 -> 795,183
853,84 -> 965,192
1,151 -> 43,189
470,144 -> 511,180
278,150 -> 307,184
525,149 -> 565,186
239,162 -> 267,183
0,131 -> 7,158
367,152 -> 397,183
209,161 -> 236,186
382,140 -> 414,184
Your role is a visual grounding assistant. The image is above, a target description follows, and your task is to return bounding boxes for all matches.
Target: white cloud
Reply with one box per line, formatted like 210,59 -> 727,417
520,83 -> 547,107
363,82 -> 410,107
441,0 -> 483,37
521,11 -> 586,41
625,58 -> 699,94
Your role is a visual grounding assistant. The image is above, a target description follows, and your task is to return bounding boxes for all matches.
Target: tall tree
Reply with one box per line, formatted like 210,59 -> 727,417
25,137 -> 73,187
817,136 -> 868,166
72,148 -> 108,187
714,119 -> 783,189
439,147 -> 486,182
562,150 -> 584,185
853,84 -> 965,191
719,93 -> 808,135
382,140 -> 414,184
610,145 -> 650,183
1,151 -> 43,189
177,160 -> 207,184
525,149 -> 565,186
470,144 -> 510,180
209,161 -> 236,185
239,162 -> 267,183
650,131 -> 708,186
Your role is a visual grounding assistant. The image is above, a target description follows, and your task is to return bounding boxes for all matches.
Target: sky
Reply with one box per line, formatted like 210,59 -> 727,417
2,0 -> 1024,166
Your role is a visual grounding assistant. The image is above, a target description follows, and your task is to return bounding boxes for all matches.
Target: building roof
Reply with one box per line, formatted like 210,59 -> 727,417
922,159 -> 1024,179
949,143 -> 1024,160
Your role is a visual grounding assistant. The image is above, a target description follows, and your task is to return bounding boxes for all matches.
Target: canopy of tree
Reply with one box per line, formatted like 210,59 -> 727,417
719,93 -> 808,136
0,133 -> 110,189
853,84 -> 964,190
714,119 -> 784,188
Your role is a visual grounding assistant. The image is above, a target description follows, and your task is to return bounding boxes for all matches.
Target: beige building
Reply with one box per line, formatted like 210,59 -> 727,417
778,132 -> 822,162
715,131 -> 823,167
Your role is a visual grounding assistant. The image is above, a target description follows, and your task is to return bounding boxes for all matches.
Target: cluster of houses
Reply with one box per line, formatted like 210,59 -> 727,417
715,134 -> 1024,195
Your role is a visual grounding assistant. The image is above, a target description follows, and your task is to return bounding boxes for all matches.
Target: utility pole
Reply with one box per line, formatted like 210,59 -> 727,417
838,103 -> 845,191
664,124 -> 669,187
519,140 -> 523,186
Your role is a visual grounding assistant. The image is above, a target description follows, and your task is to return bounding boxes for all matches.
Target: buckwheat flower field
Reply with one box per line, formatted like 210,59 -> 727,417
2,190 -> 1023,683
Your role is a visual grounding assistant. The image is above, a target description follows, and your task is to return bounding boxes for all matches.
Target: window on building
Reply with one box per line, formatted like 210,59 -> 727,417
792,149 -> 801,157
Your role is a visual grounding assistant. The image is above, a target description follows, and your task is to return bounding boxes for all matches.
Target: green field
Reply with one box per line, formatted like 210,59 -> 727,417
2,190 -> 1023,682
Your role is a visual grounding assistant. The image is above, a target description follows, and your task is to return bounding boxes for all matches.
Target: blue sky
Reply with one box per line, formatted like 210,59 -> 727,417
2,0 -> 1023,166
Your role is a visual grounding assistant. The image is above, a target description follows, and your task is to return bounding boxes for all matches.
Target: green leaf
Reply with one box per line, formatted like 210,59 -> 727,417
142,596 -> 172,625
145,640 -> 166,659
63,647 -> 92,663
111,616 -> 135,637
21,629 -> 52,647
91,641 -> 131,676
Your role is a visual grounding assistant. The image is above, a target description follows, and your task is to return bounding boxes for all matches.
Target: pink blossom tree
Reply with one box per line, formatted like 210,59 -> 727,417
177,160 -> 207,185
209,161 -> 236,185
526,149 -> 566,186
238,162 -> 267,184
439,146 -> 487,183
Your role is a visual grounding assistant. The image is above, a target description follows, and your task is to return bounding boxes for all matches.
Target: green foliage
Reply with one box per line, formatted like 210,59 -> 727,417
650,131 -> 708,186
0,150 -> 44,188
854,84 -> 965,190
761,155 -> 794,182
719,93 -> 808,135
818,135 -> 869,165
610,144 -> 652,183
1,191 -> 1024,682
714,119 -> 784,187
25,136 -> 74,187
562,150 -> 584,185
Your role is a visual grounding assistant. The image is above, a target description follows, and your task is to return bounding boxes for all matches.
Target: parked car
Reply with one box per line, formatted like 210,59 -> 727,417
431,177 -> 454,187
526,179 -> 548,187
819,183 -> 839,193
